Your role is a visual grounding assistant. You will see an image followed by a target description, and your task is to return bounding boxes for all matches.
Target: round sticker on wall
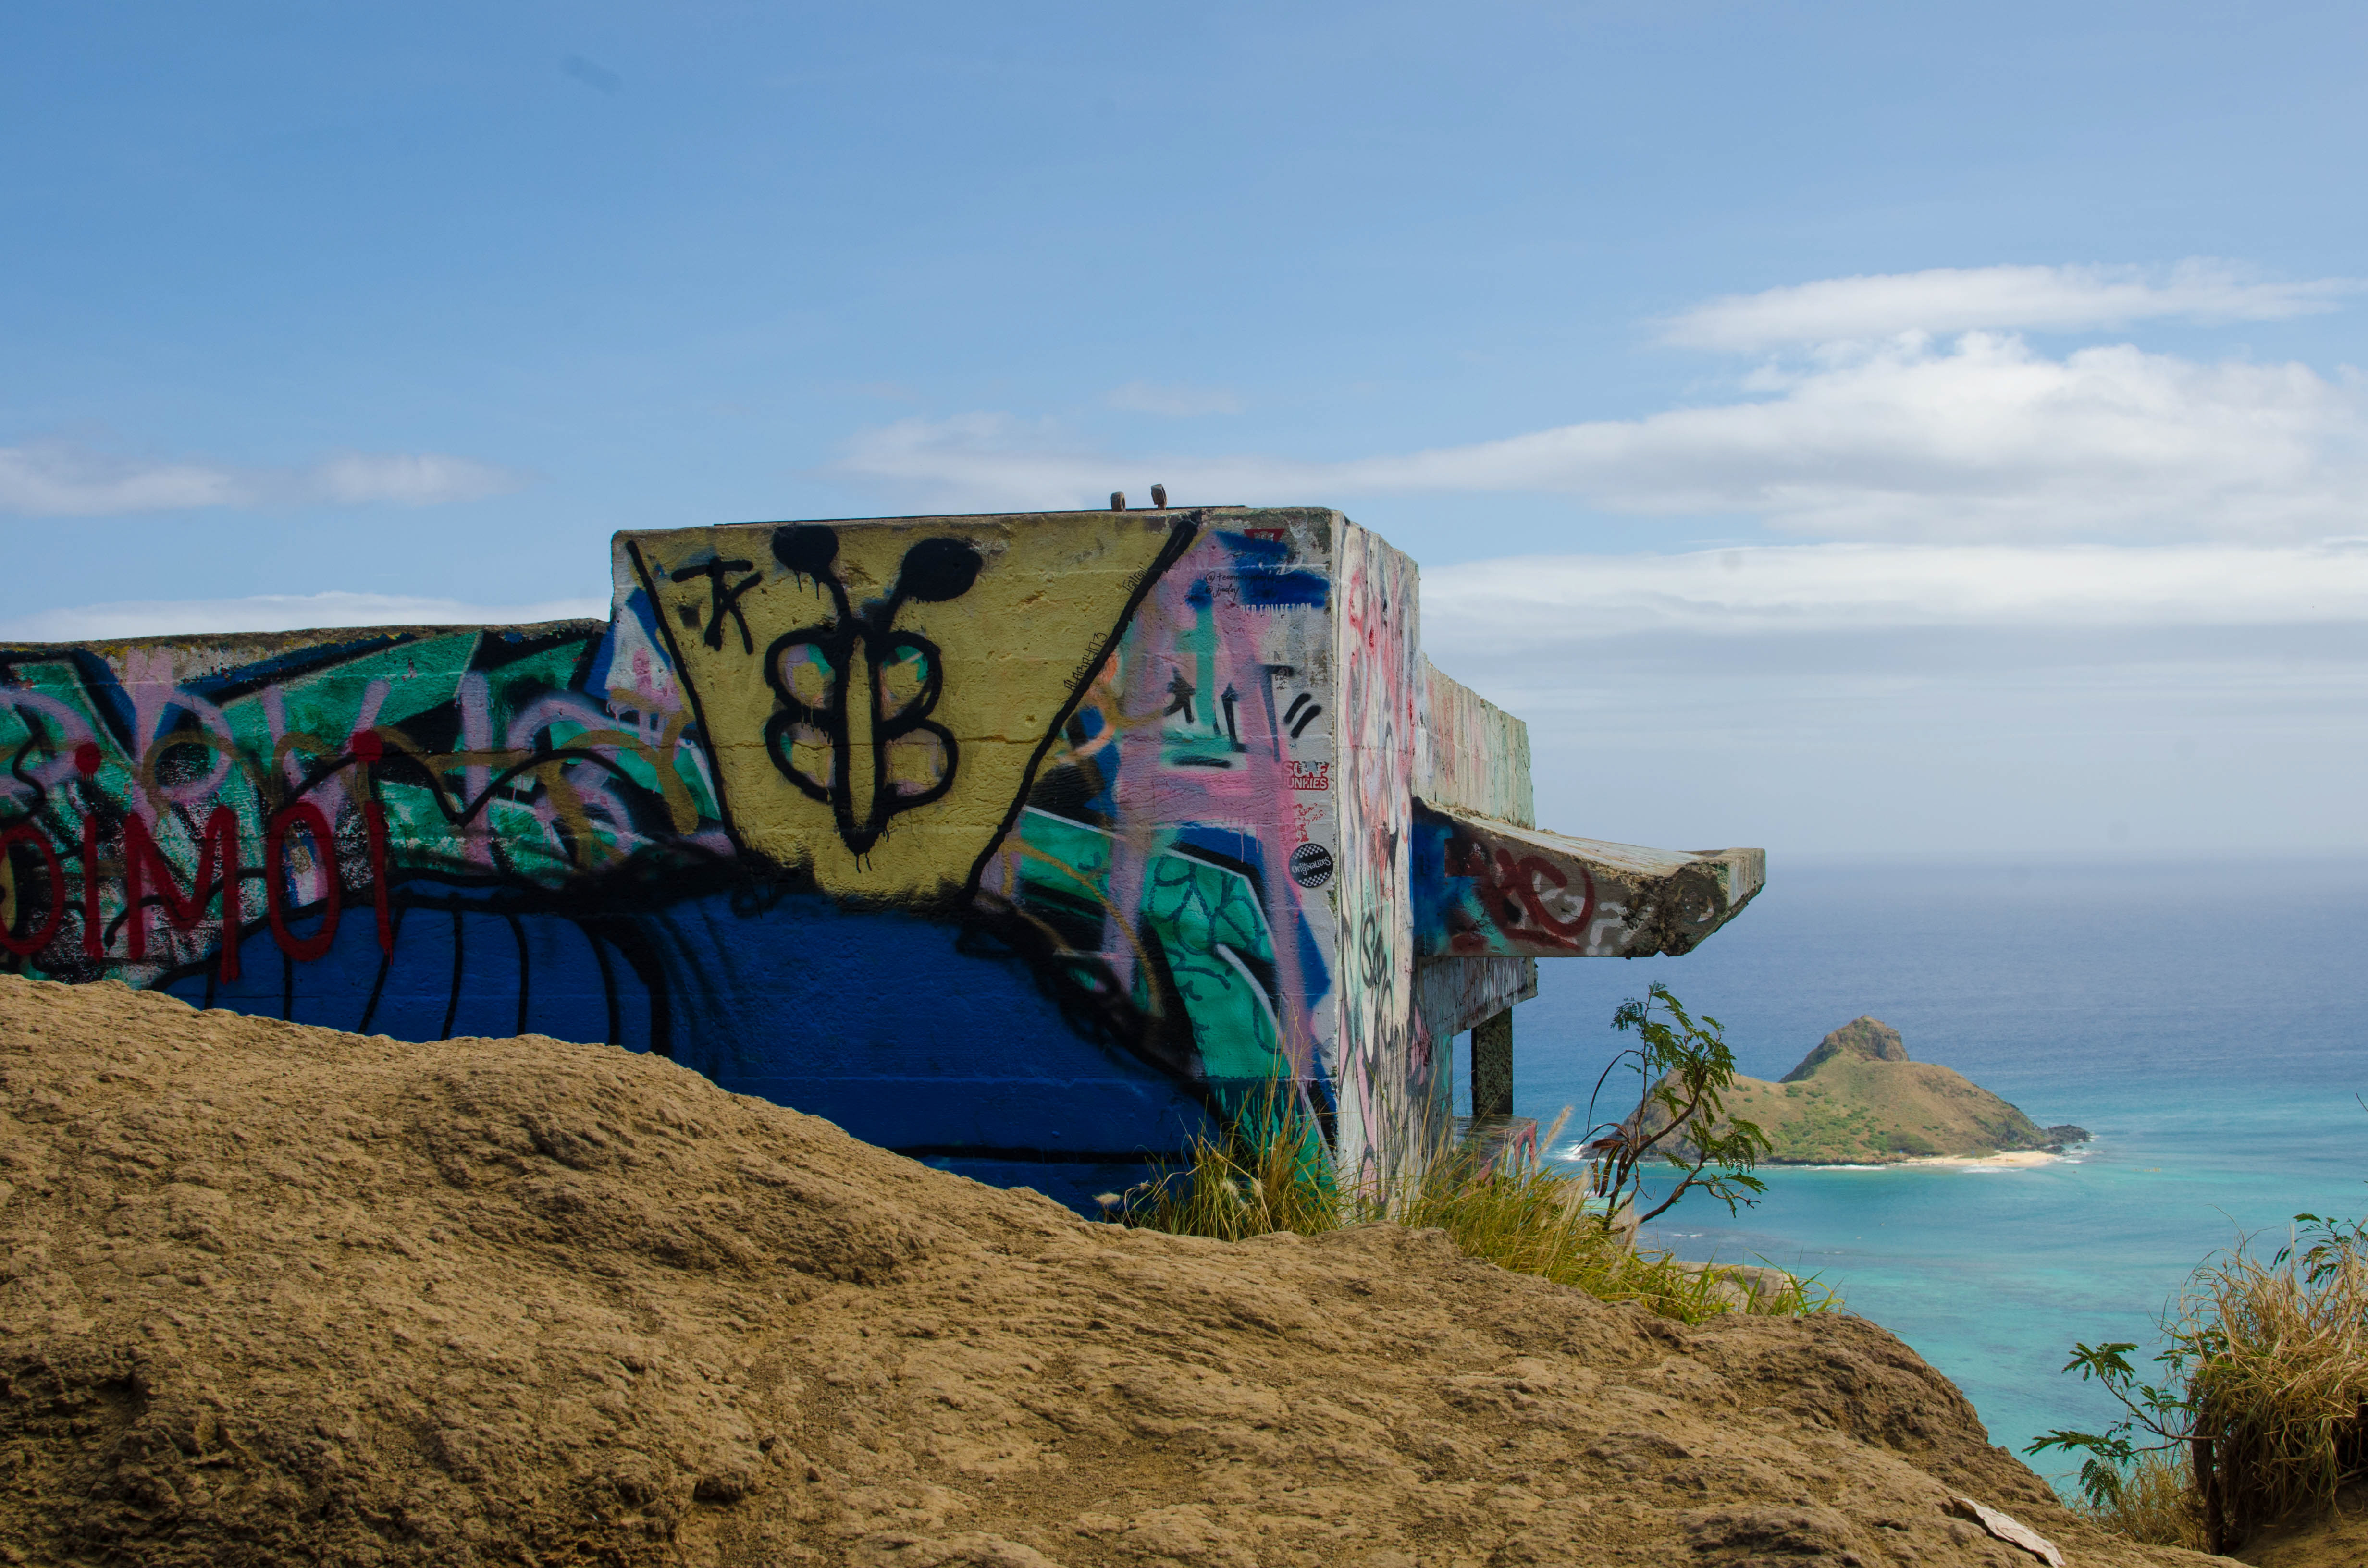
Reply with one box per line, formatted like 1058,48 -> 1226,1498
1289,841 -> 1334,889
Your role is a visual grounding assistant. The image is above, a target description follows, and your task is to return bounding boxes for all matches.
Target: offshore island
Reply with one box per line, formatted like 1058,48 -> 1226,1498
1655,1017 -> 2091,1165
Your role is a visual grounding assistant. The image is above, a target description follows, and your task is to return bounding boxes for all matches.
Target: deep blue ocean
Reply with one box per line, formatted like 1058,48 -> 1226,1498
1493,858 -> 2368,1490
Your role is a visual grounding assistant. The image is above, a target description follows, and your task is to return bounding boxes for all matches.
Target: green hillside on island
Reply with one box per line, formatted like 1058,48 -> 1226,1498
1650,1017 -> 2089,1164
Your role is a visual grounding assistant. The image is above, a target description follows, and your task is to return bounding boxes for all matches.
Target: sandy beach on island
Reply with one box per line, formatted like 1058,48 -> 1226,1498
1783,1149 -> 2070,1172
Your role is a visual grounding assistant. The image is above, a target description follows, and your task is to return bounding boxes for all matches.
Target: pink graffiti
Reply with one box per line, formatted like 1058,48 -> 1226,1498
123,646 -> 236,809
0,690 -> 95,809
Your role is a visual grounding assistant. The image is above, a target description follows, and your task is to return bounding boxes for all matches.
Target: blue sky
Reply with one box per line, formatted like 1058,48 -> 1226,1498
7,2 -> 2367,857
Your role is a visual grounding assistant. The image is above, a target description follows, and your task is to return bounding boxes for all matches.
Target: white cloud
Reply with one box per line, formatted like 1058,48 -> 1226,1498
839,335 -> 2368,541
0,591 -> 608,643
1662,261 -> 2359,351
839,413 -> 1150,508
1105,381 -> 1243,416
0,446 -> 252,515
306,453 -> 525,506
1419,541 -> 2368,647
0,439 -> 529,517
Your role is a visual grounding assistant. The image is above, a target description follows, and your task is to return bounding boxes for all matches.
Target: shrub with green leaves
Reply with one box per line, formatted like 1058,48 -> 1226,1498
2029,1210 -> 2368,1553
1583,982 -> 1773,1228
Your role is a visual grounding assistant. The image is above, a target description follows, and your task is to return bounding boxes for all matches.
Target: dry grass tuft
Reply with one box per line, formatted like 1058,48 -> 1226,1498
1119,1092 -> 1837,1325
2070,1450 -> 2208,1551
2183,1230 -> 2368,1541
2040,1216 -> 2368,1553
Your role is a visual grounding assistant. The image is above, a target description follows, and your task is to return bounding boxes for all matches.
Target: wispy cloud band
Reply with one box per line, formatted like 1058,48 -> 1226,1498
1423,541 -> 2368,855
0,441 -> 530,517
1106,381 -> 1243,416
839,335 -> 2368,540
0,591 -> 608,643
22,542 -> 2351,647
1420,541 -> 2368,646
1660,261 -> 2360,351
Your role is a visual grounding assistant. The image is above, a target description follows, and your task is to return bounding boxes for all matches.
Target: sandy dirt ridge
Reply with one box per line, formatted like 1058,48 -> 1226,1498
0,977 -> 2223,1568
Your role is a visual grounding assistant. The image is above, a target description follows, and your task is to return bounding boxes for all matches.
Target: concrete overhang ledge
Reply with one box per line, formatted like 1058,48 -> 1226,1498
1411,798 -> 1764,959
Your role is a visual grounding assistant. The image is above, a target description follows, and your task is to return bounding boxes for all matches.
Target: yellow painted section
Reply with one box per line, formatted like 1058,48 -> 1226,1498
624,514 -> 1181,903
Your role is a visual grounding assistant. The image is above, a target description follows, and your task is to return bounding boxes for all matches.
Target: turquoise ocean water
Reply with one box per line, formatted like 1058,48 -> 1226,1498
1501,858 -> 2368,1488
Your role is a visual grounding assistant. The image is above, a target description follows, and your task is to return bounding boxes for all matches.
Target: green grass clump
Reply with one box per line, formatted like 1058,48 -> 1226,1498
1113,1083 -> 1341,1242
1392,1142 -> 1825,1324
1114,1090 -> 1837,1326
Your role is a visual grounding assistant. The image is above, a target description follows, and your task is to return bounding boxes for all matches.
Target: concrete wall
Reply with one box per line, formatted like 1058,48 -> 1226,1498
1328,524 -> 1430,1189
1416,657 -> 1533,828
1410,811 -> 1764,960
0,505 -> 1760,1206
0,508 -> 1363,1206
1410,656 -> 1541,1096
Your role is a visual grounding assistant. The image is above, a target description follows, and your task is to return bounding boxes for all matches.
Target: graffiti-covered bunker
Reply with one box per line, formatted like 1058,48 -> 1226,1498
0,507 -> 1763,1207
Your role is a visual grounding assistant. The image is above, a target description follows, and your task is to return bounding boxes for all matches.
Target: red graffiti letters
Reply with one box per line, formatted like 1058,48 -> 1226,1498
265,802 -> 341,962
1448,836 -> 1595,955
0,822 -> 64,957
124,807 -> 244,978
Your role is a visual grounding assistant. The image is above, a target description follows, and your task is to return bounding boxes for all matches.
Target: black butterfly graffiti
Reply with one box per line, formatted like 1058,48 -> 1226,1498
762,524 -> 983,858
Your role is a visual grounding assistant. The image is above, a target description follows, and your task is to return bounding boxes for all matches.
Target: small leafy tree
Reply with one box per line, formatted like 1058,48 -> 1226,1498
2025,1340 -> 2200,1511
1582,982 -> 1772,1228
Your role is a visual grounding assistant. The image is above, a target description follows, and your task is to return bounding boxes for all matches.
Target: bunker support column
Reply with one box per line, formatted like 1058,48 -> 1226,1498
1472,1007 -> 1514,1120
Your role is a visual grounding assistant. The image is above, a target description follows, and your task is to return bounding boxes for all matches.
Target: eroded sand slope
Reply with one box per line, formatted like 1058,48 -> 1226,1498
0,977 -> 2216,1567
